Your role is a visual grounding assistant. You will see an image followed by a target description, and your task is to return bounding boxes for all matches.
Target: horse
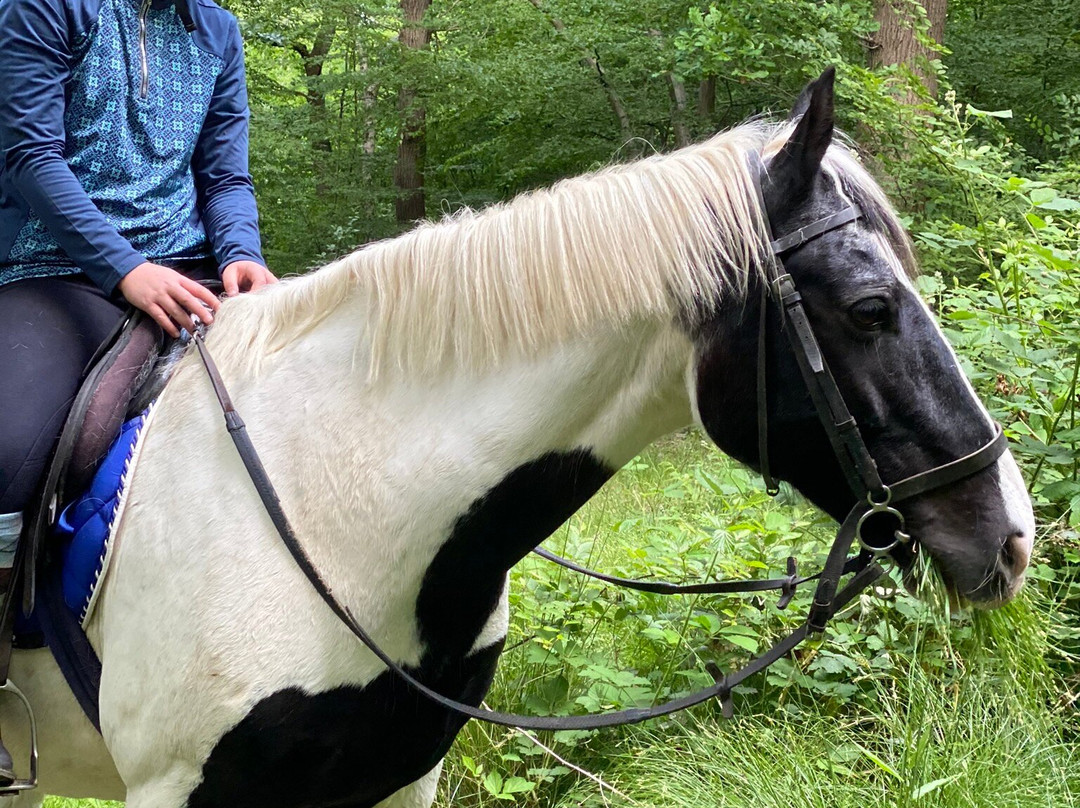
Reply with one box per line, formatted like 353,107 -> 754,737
0,69 -> 1034,808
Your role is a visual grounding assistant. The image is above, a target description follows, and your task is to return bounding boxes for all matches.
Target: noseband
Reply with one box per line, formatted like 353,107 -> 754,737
191,152 -> 1007,730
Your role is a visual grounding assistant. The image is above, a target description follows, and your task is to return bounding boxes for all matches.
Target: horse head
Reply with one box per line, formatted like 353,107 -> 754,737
692,68 -> 1034,607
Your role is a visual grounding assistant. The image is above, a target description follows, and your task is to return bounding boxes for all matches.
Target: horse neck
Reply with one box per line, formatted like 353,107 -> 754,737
245,309 -> 693,575
275,308 -> 694,485
153,295 -> 695,665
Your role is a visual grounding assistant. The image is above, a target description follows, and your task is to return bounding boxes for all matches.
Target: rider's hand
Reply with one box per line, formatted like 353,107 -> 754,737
117,262 -> 221,338
222,260 -> 276,296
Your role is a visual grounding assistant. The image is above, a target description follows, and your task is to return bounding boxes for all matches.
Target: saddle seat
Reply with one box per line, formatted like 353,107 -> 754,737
61,312 -> 167,502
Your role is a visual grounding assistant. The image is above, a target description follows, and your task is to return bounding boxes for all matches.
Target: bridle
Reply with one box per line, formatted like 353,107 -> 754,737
191,152 -> 1007,730
747,150 -> 1005,558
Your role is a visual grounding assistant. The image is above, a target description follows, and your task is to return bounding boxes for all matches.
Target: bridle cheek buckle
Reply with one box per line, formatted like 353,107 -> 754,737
856,486 -> 912,556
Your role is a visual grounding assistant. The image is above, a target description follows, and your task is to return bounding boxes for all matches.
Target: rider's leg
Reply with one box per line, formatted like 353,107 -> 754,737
0,276 -> 128,513
0,275 -> 127,785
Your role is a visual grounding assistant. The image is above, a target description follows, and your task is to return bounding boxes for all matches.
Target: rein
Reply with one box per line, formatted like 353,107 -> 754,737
192,153 -> 1006,729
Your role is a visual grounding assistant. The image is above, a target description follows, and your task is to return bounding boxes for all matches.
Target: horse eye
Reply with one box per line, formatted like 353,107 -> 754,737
849,297 -> 891,330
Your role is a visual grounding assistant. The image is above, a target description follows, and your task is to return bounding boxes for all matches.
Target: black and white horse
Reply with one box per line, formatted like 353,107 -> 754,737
0,71 -> 1033,807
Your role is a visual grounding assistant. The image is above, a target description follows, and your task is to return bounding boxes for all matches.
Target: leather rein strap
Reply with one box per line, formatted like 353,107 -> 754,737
190,152 -> 1006,729
194,331 -> 879,729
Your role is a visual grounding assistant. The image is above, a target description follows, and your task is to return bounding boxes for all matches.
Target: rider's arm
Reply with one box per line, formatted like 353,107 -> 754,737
192,19 -> 267,275
0,0 -> 146,295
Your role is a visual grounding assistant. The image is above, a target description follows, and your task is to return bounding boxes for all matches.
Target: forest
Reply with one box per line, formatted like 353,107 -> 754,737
58,0 -> 1080,806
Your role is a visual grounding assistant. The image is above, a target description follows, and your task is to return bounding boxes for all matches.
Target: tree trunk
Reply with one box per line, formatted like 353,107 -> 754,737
648,29 -> 690,149
293,16 -> 336,152
870,0 -> 947,98
394,0 -> 432,224
292,17 -> 336,195
667,74 -> 691,148
698,75 -> 716,119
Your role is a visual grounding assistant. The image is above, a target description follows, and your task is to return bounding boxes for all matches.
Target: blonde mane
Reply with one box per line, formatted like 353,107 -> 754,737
207,121 -> 909,378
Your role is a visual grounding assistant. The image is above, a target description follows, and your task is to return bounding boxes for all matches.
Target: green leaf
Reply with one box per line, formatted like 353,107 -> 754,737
501,777 -> 536,794
855,744 -> 900,780
1037,196 -> 1080,212
1030,187 -> 1058,206
1054,427 -> 1080,443
482,771 -> 504,796
1025,212 -> 1047,230
1071,495 -> 1080,529
966,104 -> 1013,118
720,625 -> 760,654
912,775 -> 958,800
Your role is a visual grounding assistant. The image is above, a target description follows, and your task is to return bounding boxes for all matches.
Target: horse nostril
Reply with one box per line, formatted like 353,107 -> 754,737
999,530 -> 1031,580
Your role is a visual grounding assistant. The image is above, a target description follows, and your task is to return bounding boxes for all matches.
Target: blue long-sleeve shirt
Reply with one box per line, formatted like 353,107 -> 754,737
0,0 -> 265,295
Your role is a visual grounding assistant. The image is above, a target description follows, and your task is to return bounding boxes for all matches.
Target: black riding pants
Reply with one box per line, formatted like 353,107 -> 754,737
0,275 -> 126,513
0,261 -> 217,513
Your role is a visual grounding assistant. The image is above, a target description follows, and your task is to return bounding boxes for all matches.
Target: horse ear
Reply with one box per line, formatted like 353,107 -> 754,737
788,78 -> 815,120
768,67 -> 836,204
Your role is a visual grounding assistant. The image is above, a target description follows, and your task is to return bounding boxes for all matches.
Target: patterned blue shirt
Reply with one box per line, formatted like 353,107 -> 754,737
0,0 -> 265,293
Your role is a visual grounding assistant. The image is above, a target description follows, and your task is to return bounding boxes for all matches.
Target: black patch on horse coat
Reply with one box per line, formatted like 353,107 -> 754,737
186,646 -> 503,808
417,449 -> 614,662
188,449 -> 612,808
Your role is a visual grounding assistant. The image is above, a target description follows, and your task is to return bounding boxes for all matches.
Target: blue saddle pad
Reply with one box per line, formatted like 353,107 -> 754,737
56,411 -> 150,624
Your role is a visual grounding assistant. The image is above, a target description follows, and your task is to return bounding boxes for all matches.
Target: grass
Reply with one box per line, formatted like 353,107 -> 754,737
44,430 -> 1079,807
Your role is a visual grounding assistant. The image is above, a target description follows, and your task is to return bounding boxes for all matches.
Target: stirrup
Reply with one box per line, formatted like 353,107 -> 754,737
0,681 -> 38,795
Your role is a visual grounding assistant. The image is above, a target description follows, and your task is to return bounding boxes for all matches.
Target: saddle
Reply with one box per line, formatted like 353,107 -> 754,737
20,310 -> 169,614
0,308 -> 173,792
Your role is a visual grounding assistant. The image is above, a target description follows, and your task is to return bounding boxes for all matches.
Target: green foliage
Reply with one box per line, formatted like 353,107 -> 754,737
435,434 -> 1079,807
677,0 -> 876,96
947,0 -> 1080,161
913,102 -> 1080,523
